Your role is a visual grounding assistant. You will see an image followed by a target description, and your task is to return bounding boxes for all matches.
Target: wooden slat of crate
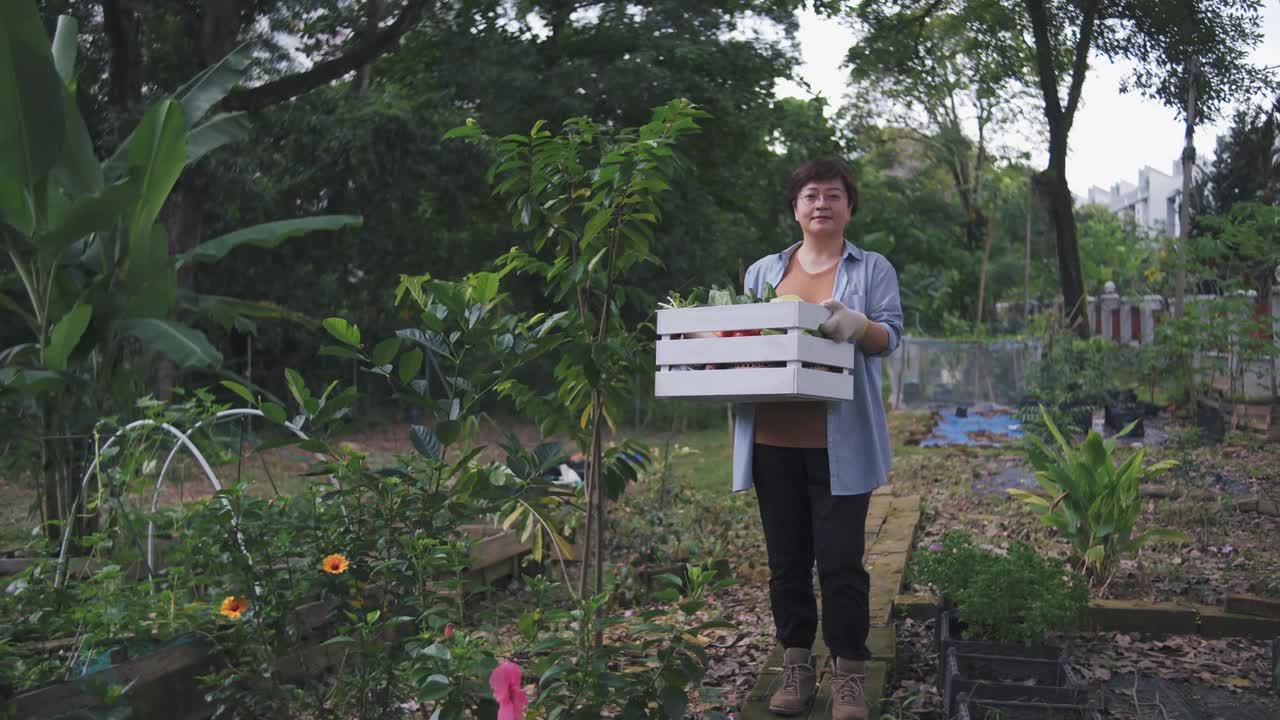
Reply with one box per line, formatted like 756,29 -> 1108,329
655,366 -> 854,402
656,333 -> 855,370
656,301 -> 829,335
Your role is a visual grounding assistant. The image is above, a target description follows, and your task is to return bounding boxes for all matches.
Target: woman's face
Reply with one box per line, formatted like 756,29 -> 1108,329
792,179 -> 852,239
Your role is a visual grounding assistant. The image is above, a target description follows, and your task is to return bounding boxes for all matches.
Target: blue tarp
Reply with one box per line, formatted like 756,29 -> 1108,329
919,409 -> 1024,447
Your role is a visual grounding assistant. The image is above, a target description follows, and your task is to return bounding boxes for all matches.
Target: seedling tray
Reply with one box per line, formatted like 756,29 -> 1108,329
654,302 -> 855,402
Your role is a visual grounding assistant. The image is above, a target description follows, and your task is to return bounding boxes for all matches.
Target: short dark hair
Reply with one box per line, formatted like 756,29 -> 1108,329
787,158 -> 859,216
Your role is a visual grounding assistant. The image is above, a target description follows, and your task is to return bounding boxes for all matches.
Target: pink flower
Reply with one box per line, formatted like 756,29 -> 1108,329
444,624 -> 455,639
928,542 -> 944,552
489,661 -> 528,720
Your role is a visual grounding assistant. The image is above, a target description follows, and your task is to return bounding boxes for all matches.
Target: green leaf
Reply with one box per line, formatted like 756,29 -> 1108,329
581,207 -> 613,246
125,100 -> 187,246
397,348 -> 424,384
121,318 -> 222,369
177,215 -> 362,267
371,337 -> 401,366
186,112 -> 251,165
418,674 -> 450,701
0,178 -> 34,235
410,425 -> 441,459
260,402 -> 287,424
0,1 -> 67,187
173,43 -> 252,125
285,368 -> 309,410
220,380 -> 255,405
38,180 -> 135,258
420,642 -> 451,661
319,344 -> 365,361
45,303 -> 91,371
123,223 -> 177,317
468,271 -> 500,303
323,317 -> 361,347
51,16 -> 78,88
50,82 -> 103,196
660,685 -> 687,720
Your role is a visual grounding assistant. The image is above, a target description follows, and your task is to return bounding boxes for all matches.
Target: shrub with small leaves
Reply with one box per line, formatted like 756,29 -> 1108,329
911,531 -> 1087,645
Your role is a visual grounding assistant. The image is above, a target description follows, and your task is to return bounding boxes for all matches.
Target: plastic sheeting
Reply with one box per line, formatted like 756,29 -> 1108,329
919,408 -> 1025,447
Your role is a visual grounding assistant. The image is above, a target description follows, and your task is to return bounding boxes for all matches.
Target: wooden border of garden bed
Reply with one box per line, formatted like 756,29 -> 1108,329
894,594 -> 1280,641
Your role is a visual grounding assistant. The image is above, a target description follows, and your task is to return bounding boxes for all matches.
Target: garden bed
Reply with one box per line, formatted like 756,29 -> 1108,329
891,410 -> 1280,608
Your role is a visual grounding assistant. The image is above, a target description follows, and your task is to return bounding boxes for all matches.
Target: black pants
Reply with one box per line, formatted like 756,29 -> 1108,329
752,444 -> 871,661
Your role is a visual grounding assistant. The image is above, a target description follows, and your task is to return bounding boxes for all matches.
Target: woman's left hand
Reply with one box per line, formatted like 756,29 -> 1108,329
819,298 -> 868,343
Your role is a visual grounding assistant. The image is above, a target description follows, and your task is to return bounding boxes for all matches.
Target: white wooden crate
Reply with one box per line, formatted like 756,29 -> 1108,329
654,302 -> 856,402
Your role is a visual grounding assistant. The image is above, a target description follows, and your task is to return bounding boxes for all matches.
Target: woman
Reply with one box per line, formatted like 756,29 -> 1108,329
733,158 -> 903,719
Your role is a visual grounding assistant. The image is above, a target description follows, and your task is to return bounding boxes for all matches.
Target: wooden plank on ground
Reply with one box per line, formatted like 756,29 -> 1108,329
1224,594 -> 1280,620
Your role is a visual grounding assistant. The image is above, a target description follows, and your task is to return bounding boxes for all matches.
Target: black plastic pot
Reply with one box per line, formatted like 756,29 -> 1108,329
935,610 -> 1062,693
943,647 -> 1087,719
1103,404 -> 1145,437
954,692 -> 1104,720
935,609 -> 1088,719
1196,402 -> 1226,445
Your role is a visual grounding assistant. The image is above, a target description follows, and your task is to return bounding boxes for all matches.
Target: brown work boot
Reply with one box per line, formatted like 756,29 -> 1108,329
830,657 -> 868,720
768,647 -> 816,715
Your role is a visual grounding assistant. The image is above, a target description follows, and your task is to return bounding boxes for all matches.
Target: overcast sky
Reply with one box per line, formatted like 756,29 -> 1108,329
776,3 -> 1280,193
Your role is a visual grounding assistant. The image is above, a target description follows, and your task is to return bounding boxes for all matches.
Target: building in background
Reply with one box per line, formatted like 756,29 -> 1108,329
1083,158 -> 1187,236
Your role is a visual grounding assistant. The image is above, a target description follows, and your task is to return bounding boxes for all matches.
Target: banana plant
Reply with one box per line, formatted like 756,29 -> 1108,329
1009,406 -> 1184,585
0,3 -> 361,536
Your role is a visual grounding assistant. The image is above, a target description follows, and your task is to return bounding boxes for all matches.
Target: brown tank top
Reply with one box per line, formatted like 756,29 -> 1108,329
754,252 -> 837,448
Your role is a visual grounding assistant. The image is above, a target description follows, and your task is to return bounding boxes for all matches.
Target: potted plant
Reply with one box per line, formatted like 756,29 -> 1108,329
910,531 -> 1089,716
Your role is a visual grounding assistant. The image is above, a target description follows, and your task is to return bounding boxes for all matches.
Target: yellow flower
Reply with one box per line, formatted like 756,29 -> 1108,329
220,595 -> 249,620
322,553 -> 350,575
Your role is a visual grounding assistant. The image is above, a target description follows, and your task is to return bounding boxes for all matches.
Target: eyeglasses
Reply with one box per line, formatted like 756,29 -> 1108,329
797,192 -> 846,207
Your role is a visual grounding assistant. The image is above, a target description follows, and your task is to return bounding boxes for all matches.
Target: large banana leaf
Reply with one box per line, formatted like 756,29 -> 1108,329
176,215 -> 363,267
51,16 -> 77,88
39,179 -> 135,260
102,44 -> 253,181
123,223 -> 177,317
182,292 -> 318,331
0,1 -> 66,190
45,303 -> 92,371
121,318 -> 221,369
125,100 -> 187,246
187,112 -> 251,165
173,43 -> 252,125
44,16 -> 102,198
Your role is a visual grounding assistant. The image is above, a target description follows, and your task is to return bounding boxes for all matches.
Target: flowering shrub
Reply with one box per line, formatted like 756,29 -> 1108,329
1,269 -> 735,720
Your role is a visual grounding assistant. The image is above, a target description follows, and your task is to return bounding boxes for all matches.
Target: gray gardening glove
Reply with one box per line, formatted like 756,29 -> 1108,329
819,297 -> 869,343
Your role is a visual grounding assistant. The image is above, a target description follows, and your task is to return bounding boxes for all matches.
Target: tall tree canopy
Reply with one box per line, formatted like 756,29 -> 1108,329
842,0 -> 1268,337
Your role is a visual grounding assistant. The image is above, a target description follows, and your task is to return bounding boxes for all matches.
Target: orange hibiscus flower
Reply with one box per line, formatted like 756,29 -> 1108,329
322,553 -> 350,575
220,595 -> 249,620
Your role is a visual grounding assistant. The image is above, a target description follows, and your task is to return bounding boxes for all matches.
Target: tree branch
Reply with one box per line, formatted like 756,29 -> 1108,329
1063,0 -> 1100,126
221,0 -> 427,112
1022,0 -> 1062,131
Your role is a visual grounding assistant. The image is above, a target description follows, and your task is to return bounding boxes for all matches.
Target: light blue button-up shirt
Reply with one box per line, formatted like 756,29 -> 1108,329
732,240 -> 904,496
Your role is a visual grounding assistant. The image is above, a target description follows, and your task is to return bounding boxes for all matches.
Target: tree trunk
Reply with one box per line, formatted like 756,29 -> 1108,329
1175,57 -> 1199,318
1024,172 -> 1033,324
200,0 -> 250,65
1036,161 -> 1089,338
975,208 -> 994,332
100,0 -> 144,116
